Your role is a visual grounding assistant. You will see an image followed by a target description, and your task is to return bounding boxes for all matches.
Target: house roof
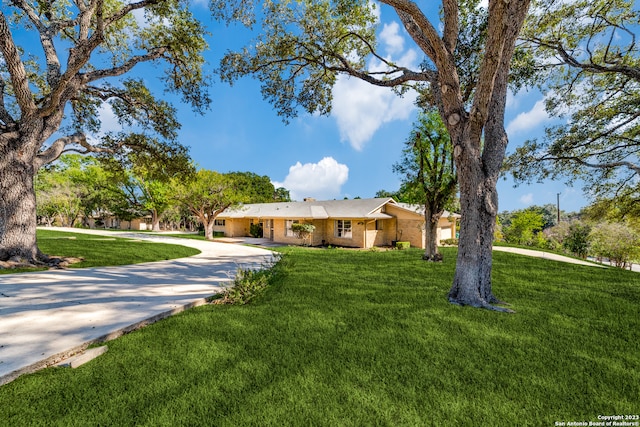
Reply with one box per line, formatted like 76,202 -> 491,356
393,203 -> 461,219
218,198 -> 397,220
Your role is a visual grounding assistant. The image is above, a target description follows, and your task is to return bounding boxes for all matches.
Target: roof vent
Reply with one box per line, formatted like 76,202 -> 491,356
303,197 -> 316,202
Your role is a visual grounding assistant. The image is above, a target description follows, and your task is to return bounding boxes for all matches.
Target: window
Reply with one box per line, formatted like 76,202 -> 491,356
214,219 -> 226,226
285,220 -> 299,237
335,220 -> 352,238
375,220 -> 384,230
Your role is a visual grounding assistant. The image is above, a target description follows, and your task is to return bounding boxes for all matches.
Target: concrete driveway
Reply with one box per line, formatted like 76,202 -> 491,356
0,228 -> 276,385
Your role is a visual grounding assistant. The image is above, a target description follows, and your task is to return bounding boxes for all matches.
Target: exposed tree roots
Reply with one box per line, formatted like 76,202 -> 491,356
422,253 -> 444,262
0,254 -> 83,270
448,296 -> 516,313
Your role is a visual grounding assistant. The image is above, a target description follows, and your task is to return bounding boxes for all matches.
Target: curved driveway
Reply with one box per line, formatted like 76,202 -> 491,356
0,228 -> 276,385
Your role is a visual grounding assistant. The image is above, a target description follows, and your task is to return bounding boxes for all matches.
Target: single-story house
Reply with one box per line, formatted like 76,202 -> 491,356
215,197 -> 459,249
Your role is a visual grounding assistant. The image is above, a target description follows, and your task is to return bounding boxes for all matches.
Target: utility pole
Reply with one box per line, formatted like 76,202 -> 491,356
557,193 -> 561,223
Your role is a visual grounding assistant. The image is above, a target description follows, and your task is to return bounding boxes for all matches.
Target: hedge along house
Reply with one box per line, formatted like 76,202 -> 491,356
215,198 -> 459,249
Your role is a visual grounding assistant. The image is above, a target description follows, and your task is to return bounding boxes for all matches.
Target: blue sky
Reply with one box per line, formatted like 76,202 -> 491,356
91,1 -> 587,213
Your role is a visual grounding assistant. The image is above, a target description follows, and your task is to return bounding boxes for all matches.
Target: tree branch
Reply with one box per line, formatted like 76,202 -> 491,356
82,48 -> 168,83
0,11 -> 38,116
34,133 -> 89,170
442,0 -> 458,53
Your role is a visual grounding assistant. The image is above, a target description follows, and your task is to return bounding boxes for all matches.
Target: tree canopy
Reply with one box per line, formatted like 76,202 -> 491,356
0,0 -> 211,262
506,0 -> 640,201
393,109 -> 457,261
172,170 -> 276,240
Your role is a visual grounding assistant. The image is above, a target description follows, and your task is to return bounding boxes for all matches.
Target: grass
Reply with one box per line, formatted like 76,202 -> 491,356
0,247 -> 638,426
0,229 -> 201,273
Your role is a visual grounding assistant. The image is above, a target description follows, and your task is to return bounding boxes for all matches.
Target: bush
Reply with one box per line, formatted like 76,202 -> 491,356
395,241 -> 410,250
589,222 -> 640,268
563,222 -> 591,259
291,223 -> 315,246
213,255 -> 284,305
503,210 -> 544,246
440,238 -> 458,246
249,223 -> 263,238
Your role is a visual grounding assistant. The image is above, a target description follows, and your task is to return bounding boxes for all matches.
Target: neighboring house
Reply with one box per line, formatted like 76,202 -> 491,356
85,215 -> 152,230
216,197 -> 459,249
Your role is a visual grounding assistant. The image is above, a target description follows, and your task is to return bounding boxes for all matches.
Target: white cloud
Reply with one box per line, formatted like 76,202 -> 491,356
331,18 -> 419,151
519,193 -> 534,205
97,103 -> 121,134
273,157 -> 349,201
332,77 -> 416,151
506,99 -> 551,136
380,22 -> 404,55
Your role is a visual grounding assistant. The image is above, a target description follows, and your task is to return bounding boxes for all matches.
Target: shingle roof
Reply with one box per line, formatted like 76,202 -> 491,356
394,203 -> 461,218
218,198 -> 396,219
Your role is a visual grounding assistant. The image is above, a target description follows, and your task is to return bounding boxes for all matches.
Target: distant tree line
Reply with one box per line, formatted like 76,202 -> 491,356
36,154 -> 291,240
495,204 -> 639,270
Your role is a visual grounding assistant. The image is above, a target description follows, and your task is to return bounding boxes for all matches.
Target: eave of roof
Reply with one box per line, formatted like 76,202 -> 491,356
217,198 -> 397,220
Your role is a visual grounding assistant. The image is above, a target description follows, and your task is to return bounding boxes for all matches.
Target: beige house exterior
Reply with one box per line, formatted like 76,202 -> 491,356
216,198 -> 459,249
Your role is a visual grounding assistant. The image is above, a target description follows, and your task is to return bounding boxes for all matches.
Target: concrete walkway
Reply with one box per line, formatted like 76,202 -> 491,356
493,246 -> 639,272
492,246 -> 606,268
0,228 -> 276,385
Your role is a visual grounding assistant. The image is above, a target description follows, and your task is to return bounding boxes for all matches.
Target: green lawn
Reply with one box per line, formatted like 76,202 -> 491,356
0,229 -> 201,273
1,247 -> 638,426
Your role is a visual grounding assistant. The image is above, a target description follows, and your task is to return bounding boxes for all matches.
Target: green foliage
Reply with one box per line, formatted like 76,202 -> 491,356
218,0 -> 378,120
563,222 -> 592,259
290,223 -> 316,234
507,0 -> 640,200
215,268 -> 271,305
35,155 -> 118,227
393,110 -> 457,211
214,255 -> 284,304
172,170 -> 275,240
249,223 -> 264,238
589,222 -> 640,267
395,241 -> 410,250
226,171 -> 276,203
440,238 -> 459,246
273,187 -> 292,202
503,210 -> 545,246
291,222 -> 316,245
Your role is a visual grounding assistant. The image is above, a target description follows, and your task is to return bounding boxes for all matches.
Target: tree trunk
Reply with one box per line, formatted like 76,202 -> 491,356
448,134 -> 511,312
423,207 -> 443,261
151,209 -> 161,232
0,154 -> 41,262
204,220 -> 214,240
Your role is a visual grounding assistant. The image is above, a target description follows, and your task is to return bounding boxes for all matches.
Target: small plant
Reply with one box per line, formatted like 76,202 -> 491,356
249,223 -> 264,238
213,255 -> 284,305
440,238 -> 458,246
395,241 -> 410,250
291,222 -> 315,246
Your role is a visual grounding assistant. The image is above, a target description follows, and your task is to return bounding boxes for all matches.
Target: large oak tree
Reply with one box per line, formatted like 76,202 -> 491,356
218,0 -> 530,311
0,0 -> 210,263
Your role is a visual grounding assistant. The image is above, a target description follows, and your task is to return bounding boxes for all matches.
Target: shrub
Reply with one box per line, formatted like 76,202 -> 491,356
589,222 -> 640,269
213,255 -> 284,305
249,223 -> 263,238
291,222 -> 315,246
440,238 -> 459,246
544,222 -> 571,251
503,210 -> 544,246
395,241 -> 410,250
563,222 -> 591,259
